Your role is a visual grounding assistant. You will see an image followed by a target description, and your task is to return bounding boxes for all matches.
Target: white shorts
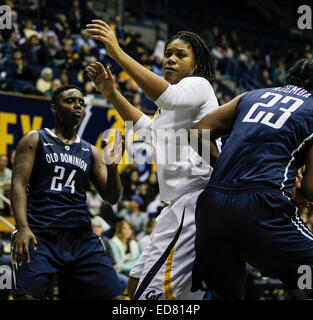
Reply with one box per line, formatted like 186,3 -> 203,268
129,189 -> 204,300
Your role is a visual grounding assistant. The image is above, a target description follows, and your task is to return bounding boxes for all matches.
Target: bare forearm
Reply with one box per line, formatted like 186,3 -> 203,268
104,164 -> 121,204
106,88 -> 143,124
114,50 -> 168,102
11,183 -> 29,229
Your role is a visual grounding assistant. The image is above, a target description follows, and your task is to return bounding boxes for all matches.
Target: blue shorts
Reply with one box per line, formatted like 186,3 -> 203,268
12,227 -> 123,299
192,184 -> 313,299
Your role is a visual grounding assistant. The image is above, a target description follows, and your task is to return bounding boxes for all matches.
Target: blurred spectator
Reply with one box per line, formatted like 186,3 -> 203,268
138,218 -> 157,252
86,182 -> 104,217
23,1 -> 41,20
127,33 -> 150,60
54,14 -> 69,37
118,70 -> 139,91
83,81 -> 95,105
109,220 -> 141,276
151,38 -> 165,61
59,69 -> 70,86
39,23 -> 60,49
0,155 -> 12,215
259,69 -> 273,88
100,202 -> 122,237
138,52 -> 152,70
1,30 -> 19,60
36,67 -> 53,93
118,195 -> 149,240
123,80 -> 138,104
122,168 -> 140,198
24,34 -> 43,66
69,9 -> 83,35
304,44 -> 313,59
75,30 -> 97,52
151,55 -> 164,77
91,217 -> 129,292
274,72 -> 285,87
110,15 -> 132,52
120,161 -> 138,185
82,1 -> 99,25
79,43 -> 97,69
137,183 -> 152,211
91,213 -> 111,235
146,194 -> 164,219
58,40 -> 80,70
147,171 -> 159,200
41,36 -> 61,67
22,19 -> 39,40
7,49 -> 37,82
273,61 -> 286,82
11,10 -> 22,40
43,78 -> 62,97
69,0 -> 81,17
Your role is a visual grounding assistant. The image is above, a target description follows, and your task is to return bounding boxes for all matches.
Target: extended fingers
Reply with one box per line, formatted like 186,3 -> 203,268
87,63 -> 107,79
23,241 -> 30,263
91,19 -> 111,30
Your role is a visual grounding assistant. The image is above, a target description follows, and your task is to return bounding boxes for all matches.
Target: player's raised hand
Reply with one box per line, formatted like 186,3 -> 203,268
86,20 -> 122,60
87,62 -> 115,98
12,226 -> 38,266
102,129 -> 125,166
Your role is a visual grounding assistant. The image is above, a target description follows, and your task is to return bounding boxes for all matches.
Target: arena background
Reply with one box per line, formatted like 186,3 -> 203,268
1,0 -> 313,301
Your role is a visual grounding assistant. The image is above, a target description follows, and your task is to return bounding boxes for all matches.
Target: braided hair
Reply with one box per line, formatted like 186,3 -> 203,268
286,58 -> 313,91
165,31 -> 216,83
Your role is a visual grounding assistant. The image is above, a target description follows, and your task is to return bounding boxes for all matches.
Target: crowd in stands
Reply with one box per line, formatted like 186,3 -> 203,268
1,1 -> 311,105
85,159 -> 162,291
2,0 -> 313,298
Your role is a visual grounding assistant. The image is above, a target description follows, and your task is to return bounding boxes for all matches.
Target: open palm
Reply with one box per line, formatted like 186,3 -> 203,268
87,62 -> 115,97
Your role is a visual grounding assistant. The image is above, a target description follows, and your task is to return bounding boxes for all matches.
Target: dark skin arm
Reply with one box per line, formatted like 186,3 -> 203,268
11,131 -> 38,266
90,130 -> 125,204
295,145 -> 313,204
191,94 -> 245,166
127,276 -> 139,299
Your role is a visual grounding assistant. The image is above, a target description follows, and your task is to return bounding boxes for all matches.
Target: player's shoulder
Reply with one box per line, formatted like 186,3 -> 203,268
21,129 -> 40,143
179,76 -> 212,87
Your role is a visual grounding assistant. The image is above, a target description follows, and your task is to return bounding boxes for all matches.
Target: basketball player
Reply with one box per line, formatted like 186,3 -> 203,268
86,20 -> 219,300
11,85 -> 125,300
191,58 -> 313,299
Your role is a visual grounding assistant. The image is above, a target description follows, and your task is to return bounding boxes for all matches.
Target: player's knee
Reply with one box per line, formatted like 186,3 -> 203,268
127,276 -> 139,299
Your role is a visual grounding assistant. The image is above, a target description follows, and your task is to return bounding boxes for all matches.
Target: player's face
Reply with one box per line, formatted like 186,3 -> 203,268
163,39 -> 197,84
52,89 -> 86,127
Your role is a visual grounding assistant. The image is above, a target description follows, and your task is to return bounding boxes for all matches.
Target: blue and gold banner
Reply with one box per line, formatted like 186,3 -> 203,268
0,91 -> 155,176
0,92 -> 118,154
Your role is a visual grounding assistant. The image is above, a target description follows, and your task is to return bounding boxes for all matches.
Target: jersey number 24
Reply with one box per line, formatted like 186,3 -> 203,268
50,165 -> 76,194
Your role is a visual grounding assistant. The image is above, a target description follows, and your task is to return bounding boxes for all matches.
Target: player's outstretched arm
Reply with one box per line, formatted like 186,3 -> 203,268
90,130 -> 125,204
11,131 -> 38,266
87,62 -> 143,124
190,94 -> 244,164
86,20 -> 169,101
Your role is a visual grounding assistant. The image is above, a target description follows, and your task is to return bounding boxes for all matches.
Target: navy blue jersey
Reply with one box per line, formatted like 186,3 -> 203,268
209,85 -> 313,197
27,128 -> 93,230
